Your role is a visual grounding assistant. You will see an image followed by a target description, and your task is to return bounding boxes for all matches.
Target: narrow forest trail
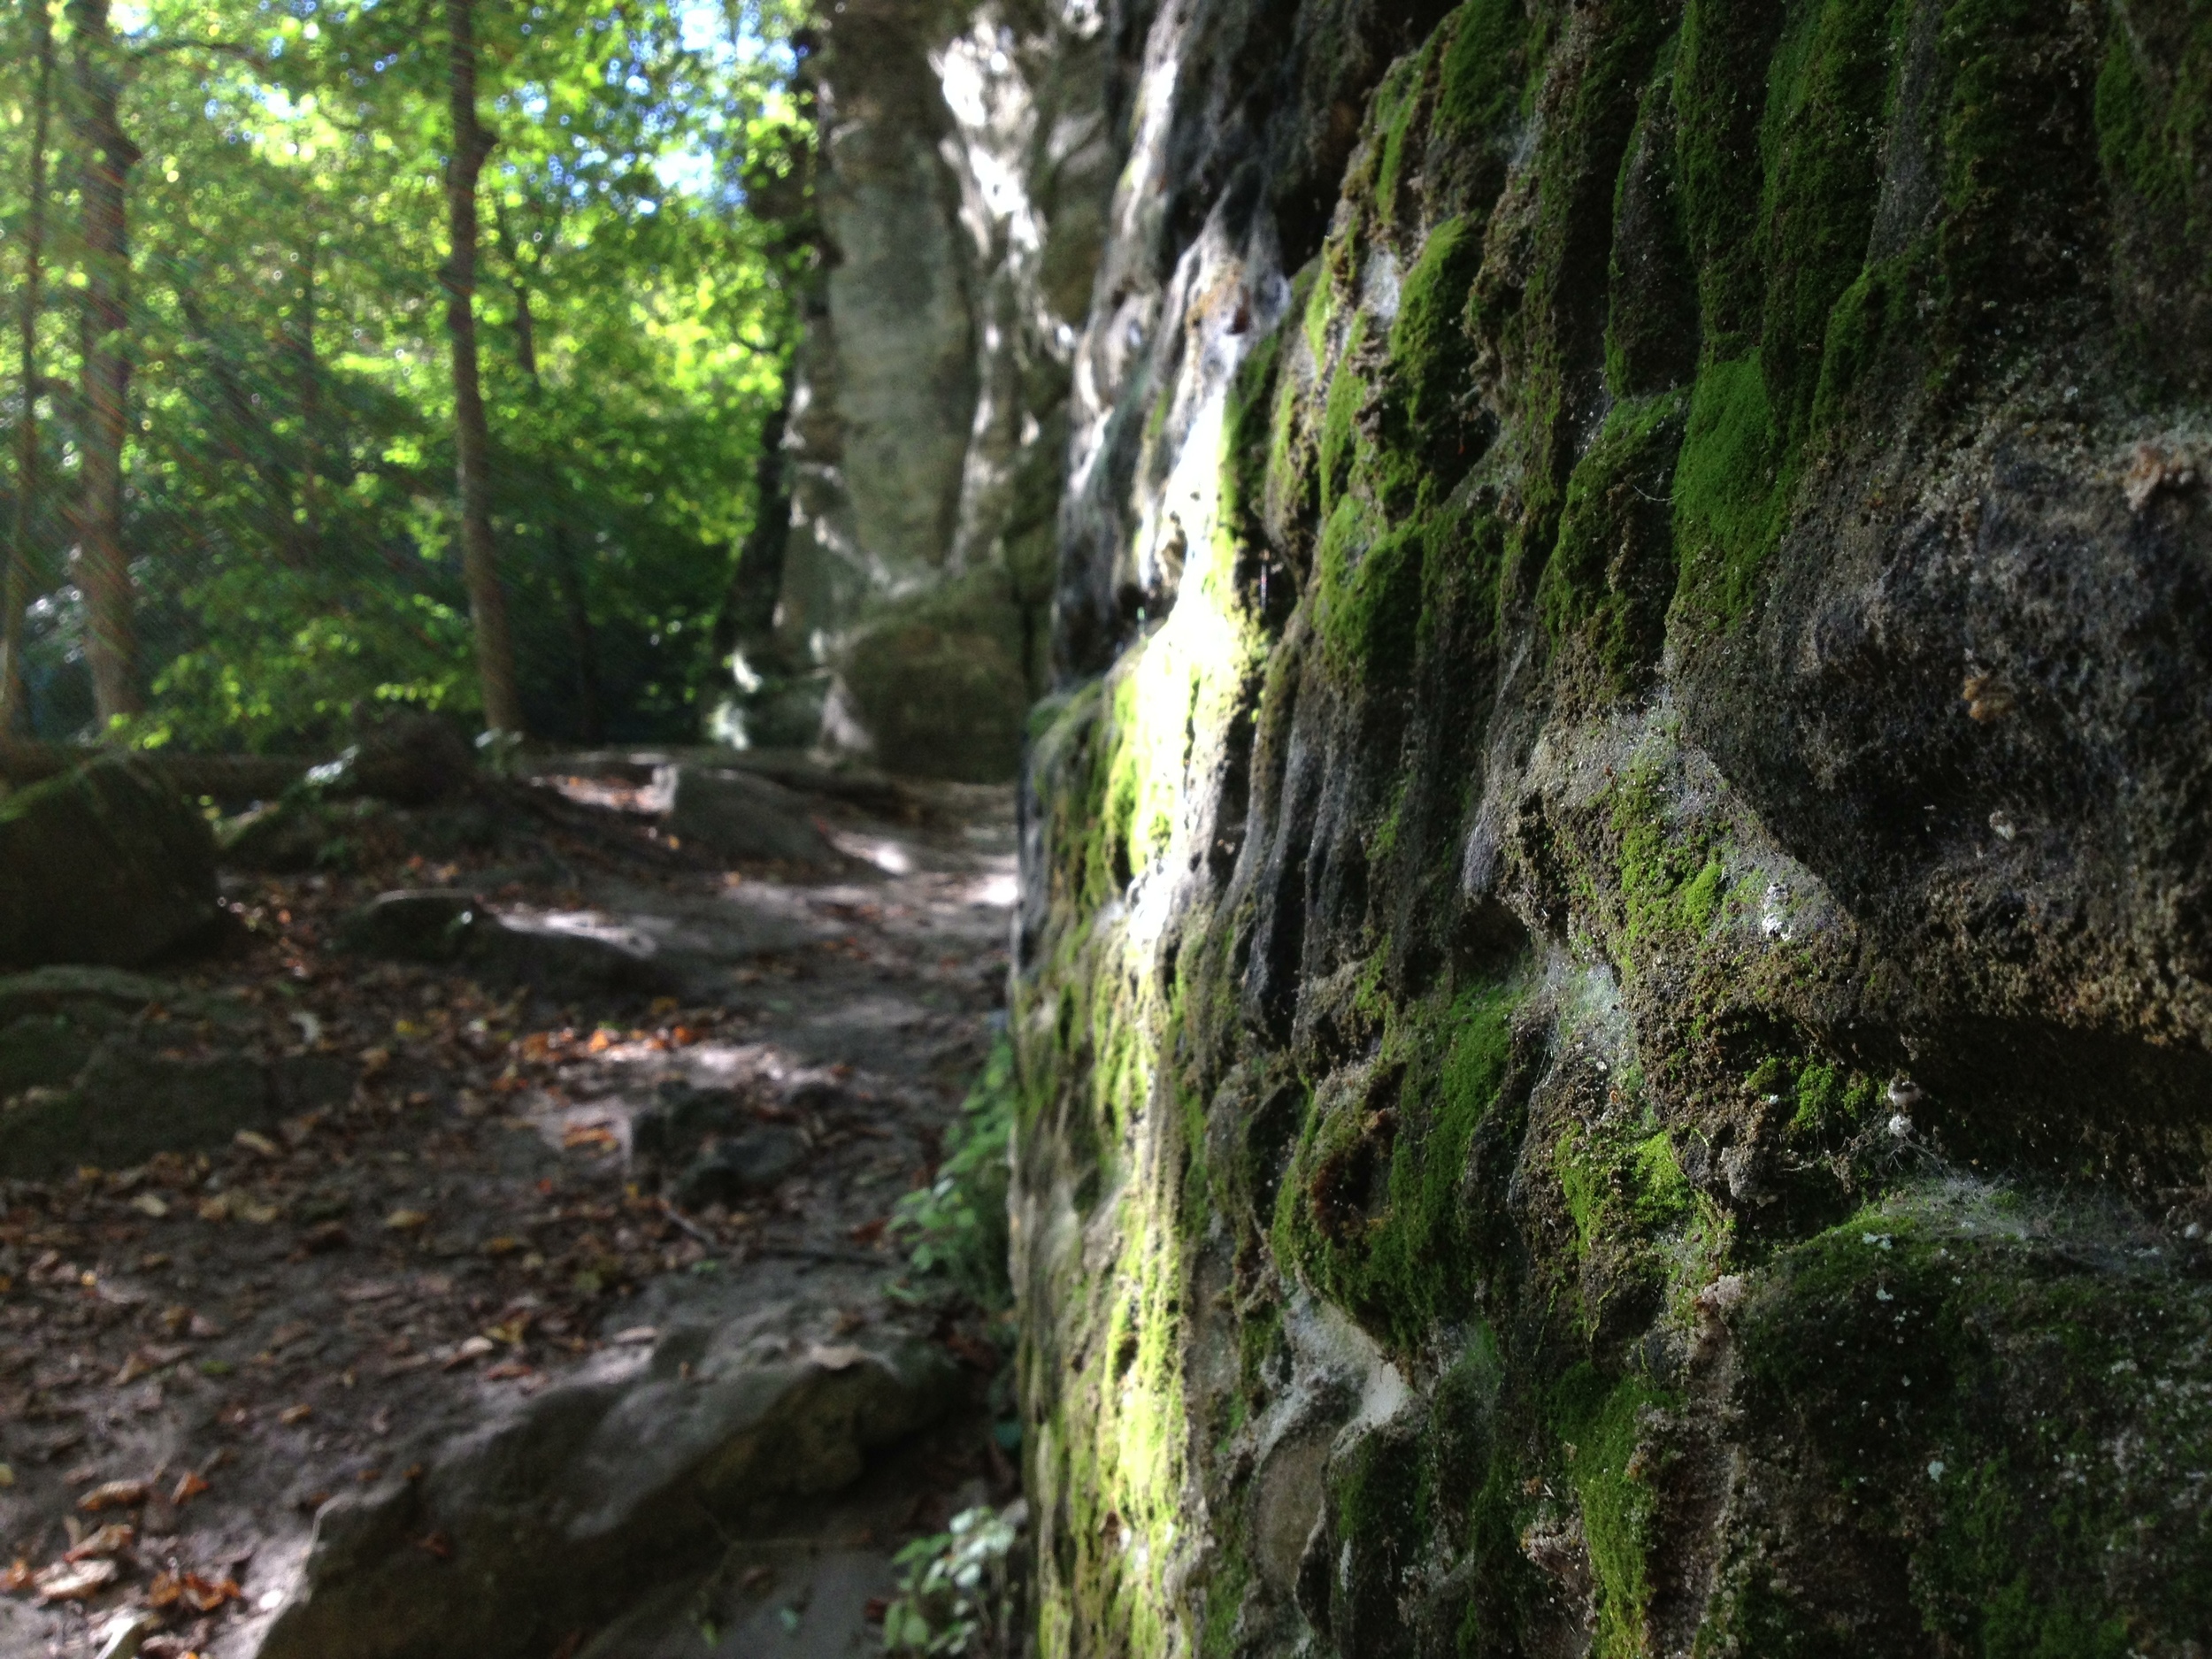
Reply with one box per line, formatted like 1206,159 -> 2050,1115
0,764 -> 1022,1659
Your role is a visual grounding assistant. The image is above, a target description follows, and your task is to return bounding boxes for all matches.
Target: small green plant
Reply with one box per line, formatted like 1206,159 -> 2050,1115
890,1033 -> 1017,1310
881,1502 -> 1027,1657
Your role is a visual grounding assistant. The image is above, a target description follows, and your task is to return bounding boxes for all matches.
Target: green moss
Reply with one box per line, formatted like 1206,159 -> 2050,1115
1673,0 -> 1787,350
2095,10 -> 2212,377
1317,315 -> 1370,518
1385,214 -> 1486,477
1604,40 -> 1700,399
1611,752 -> 1725,950
1539,388 -> 1688,690
1552,1366 -> 1674,1658
1434,0 -> 1532,142
1275,977 -> 1523,1352
1314,496 -> 1426,683
1755,0 -> 1900,440
1668,352 -> 1790,628
1724,1191 -> 2212,1654
1373,33 -> 1442,228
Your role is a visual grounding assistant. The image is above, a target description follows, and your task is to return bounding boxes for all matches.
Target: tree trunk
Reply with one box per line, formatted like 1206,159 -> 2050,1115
70,0 -> 141,728
291,234 -> 322,564
443,0 -> 522,737
2,0 -> 58,733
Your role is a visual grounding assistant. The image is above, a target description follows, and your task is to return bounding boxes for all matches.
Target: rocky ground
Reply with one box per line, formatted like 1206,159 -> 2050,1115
0,760 -> 1021,1659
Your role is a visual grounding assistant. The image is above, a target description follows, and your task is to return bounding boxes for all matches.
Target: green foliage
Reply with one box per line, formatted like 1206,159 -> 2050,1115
882,1502 -> 1026,1657
0,0 -> 811,748
1433,0 -> 1532,143
891,1034 -> 1018,1311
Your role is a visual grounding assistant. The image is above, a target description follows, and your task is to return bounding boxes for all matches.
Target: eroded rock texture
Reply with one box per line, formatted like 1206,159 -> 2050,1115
991,0 -> 2212,1653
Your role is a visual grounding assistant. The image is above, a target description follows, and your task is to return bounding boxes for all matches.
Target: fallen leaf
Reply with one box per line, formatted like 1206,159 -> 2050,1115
442,1335 -> 496,1369
416,1532 -> 452,1560
340,1280 -> 401,1303
847,1217 -> 887,1246
63,1525 -> 133,1562
0,1561 -> 28,1593
480,1235 -> 524,1256
383,1209 -> 429,1232
233,1130 -> 280,1157
482,1361 -> 534,1381
808,1343 -> 865,1371
611,1325 -> 658,1346
238,1199 -> 283,1225
178,1571 -> 242,1612
128,1194 -> 171,1219
33,1557 -> 119,1601
78,1480 -> 149,1512
359,1047 -> 392,1077
561,1123 -> 618,1151
301,1221 -> 349,1252
170,1471 -> 211,1506
196,1194 -> 234,1224
0,1463 -> 12,1488
279,1403 -> 313,1425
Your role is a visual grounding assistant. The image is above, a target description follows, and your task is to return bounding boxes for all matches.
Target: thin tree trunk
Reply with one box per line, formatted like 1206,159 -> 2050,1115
171,274 -> 295,542
292,235 -> 322,564
71,0 -> 141,728
443,0 -> 521,736
2,0 -> 58,733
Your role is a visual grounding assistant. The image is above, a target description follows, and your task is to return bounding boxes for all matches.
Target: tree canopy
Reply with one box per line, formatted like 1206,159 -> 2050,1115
0,0 -> 813,752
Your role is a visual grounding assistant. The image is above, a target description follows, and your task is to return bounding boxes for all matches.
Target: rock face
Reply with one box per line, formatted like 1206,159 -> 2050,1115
813,0 -> 2212,1652
726,0 -> 1119,780
0,757 -> 219,969
257,1324 -> 956,1659
664,764 -> 846,868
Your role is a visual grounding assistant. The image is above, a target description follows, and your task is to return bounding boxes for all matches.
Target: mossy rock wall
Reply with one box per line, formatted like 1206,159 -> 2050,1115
1007,0 -> 2212,1654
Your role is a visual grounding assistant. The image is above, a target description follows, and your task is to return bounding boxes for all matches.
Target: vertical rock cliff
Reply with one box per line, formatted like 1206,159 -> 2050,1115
1013,0 -> 2212,1652
795,0 -> 2212,1649
743,0 -> 1120,779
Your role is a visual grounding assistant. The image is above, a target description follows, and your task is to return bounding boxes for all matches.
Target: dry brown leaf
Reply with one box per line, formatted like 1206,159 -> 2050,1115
127,1193 -> 171,1219
279,1403 -> 313,1425
196,1193 -> 234,1224
0,1561 -> 31,1593
383,1209 -> 429,1232
233,1130 -> 280,1158
33,1556 -> 119,1601
77,1480 -> 149,1512
170,1471 -> 211,1506
561,1123 -> 618,1151
62,1524 -> 133,1562
611,1325 -> 657,1346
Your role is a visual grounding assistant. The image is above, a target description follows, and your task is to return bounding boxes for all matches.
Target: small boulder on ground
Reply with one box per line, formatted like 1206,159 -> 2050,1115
664,764 -> 844,868
674,1125 -> 807,1210
336,888 -> 680,998
0,756 -> 218,970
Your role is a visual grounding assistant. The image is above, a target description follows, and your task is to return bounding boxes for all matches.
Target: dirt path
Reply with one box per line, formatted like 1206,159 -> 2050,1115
0,765 -> 1020,1659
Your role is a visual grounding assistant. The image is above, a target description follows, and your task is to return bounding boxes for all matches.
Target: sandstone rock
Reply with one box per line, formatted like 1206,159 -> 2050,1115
0,757 -> 218,970
663,765 -> 843,868
256,1326 -> 956,1659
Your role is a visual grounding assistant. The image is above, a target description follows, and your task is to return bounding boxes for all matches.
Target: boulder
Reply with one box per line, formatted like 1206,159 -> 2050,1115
336,889 -> 680,999
256,1325 -> 956,1659
664,765 -> 844,869
0,757 -> 218,970
0,1040 -> 274,1179
673,1125 -> 807,1210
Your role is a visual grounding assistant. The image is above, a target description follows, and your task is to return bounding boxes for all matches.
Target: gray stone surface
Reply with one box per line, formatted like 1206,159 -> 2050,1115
720,0 -> 1117,780
254,1325 -> 957,1659
664,765 -> 843,867
0,1039 -> 275,1179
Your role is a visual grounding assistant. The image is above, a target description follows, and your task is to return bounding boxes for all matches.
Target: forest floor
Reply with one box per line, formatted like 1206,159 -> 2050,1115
0,764 -> 1022,1659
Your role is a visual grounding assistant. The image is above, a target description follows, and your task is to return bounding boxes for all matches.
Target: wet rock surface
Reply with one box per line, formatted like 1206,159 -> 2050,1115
0,764 -> 1020,1657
